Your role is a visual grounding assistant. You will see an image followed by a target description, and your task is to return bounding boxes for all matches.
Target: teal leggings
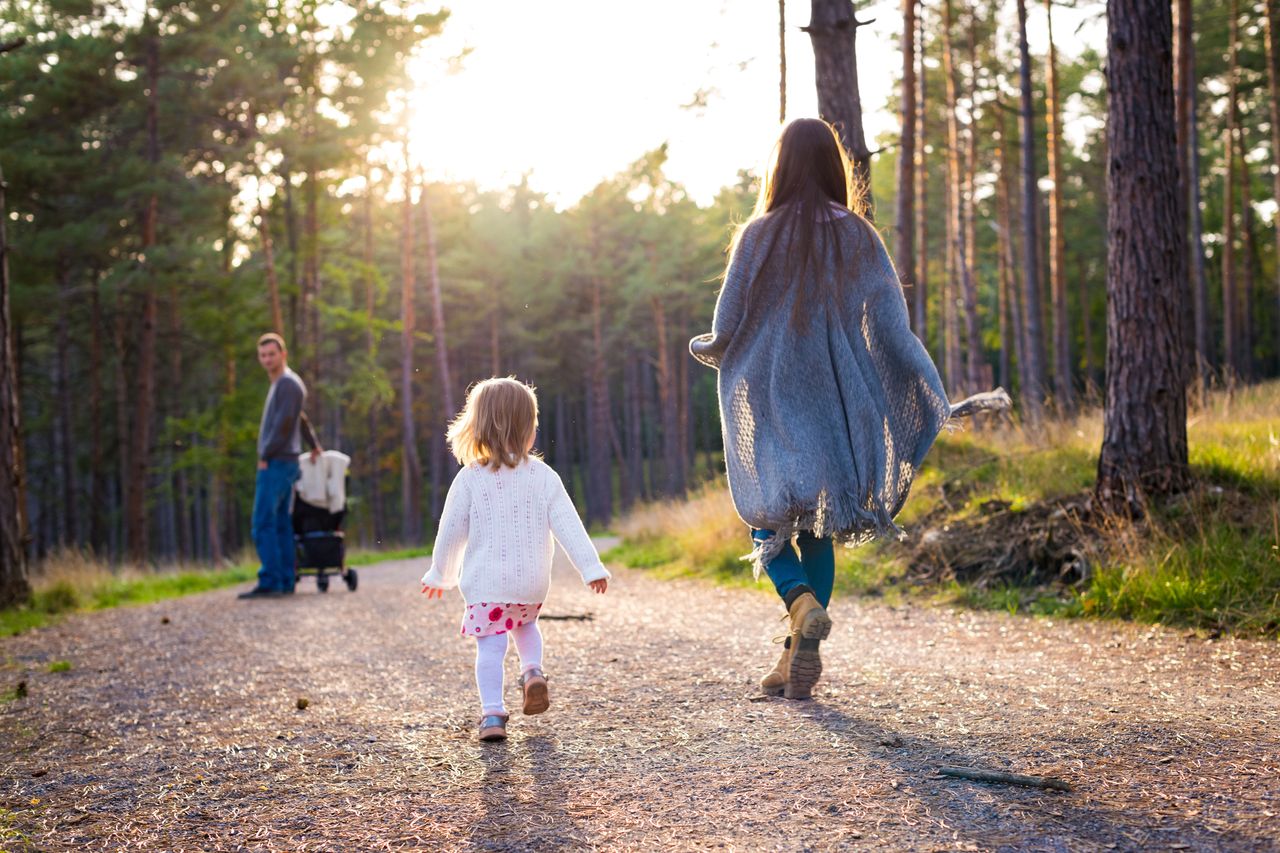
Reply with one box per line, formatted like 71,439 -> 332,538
752,529 -> 834,609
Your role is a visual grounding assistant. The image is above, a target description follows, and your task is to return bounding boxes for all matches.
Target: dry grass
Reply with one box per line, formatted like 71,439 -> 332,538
608,381 -> 1280,636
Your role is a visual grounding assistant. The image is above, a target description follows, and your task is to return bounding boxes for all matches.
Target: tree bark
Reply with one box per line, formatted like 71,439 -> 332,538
897,0 -> 917,333
586,275 -> 613,524
56,268 -> 77,545
805,0 -> 874,214
912,0 -> 928,346
1222,0 -> 1241,381
261,198 -> 285,334
999,105 -> 1029,399
1175,0 -> 1211,391
400,178 -> 422,544
0,165 -> 29,606
1015,0 -> 1046,419
650,296 -> 683,495
1044,0 -> 1073,410
89,271 -> 106,552
1096,0 -> 1190,507
127,21 -> 161,563
941,0 -> 964,393
363,179 -> 385,545
1265,0 -> 1280,374
422,189 -> 455,419
962,4 -> 982,394
779,0 -> 788,124
1235,112 -> 1257,382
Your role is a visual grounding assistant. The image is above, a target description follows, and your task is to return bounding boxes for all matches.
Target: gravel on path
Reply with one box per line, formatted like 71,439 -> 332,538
2,541 -> 1277,851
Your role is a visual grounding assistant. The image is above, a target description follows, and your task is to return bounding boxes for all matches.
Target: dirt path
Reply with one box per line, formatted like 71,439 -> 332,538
2,542 -> 1278,851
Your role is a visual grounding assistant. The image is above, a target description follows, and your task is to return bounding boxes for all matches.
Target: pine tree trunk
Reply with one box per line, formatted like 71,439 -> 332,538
1222,0 -> 1241,382
942,0 -> 964,394
1015,0 -> 1047,419
1079,262 -> 1095,394
962,4 -> 982,394
999,107 -> 1029,398
261,199 -> 285,334
422,189 -> 455,418
0,165 -> 29,606
1236,114 -> 1258,381
897,0 -> 917,332
650,297 -> 682,495
400,181 -> 422,544
779,0 -> 788,124
996,156 -> 1013,393
89,271 -> 106,552
913,0 -> 929,346
127,23 -> 161,564
363,180 -> 385,544
586,276 -> 613,524
805,0 -> 874,214
1044,0 -> 1073,410
1265,0 -> 1280,374
56,268 -> 77,545
1175,0 -> 1211,391
1096,0 -> 1190,507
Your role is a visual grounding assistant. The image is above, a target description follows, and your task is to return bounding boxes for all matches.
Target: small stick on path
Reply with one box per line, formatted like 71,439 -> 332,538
938,765 -> 1072,791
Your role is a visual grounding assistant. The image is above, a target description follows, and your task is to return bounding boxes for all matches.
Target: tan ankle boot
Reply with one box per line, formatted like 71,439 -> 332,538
760,637 -> 791,695
784,592 -> 832,699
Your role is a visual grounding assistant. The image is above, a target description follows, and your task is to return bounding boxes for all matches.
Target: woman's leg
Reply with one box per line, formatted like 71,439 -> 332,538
474,633 -> 509,716
796,532 -> 835,609
753,529 -> 808,604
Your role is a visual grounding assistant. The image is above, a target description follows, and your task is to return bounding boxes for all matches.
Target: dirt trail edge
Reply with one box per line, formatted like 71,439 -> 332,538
2,542 -> 1277,851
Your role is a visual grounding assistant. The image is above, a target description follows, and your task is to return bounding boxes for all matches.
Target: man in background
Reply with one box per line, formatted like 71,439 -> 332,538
239,333 -> 319,599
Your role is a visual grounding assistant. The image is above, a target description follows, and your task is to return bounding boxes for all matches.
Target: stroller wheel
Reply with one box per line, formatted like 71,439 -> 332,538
317,574 -> 330,593
345,568 -> 358,592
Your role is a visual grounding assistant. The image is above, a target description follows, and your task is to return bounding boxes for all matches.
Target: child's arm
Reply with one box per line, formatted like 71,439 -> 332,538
420,468 -> 471,592
689,222 -> 761,369
546,472 -> 610,591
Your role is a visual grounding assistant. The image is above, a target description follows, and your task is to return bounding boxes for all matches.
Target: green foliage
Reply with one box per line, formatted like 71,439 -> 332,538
46,660 -> 71,673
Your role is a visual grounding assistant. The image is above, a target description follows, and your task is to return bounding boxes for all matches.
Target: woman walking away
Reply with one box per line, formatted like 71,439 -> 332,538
690,118 -> 1006,700
420,377 -> 610,742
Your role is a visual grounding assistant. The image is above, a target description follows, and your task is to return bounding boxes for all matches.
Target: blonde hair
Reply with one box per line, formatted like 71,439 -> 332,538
446,377 -> 539,470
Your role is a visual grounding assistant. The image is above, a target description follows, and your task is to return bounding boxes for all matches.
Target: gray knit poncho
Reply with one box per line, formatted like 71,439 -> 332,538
691,210 -> 1007,573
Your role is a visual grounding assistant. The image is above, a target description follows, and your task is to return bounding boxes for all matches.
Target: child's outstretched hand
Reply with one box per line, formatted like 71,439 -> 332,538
588,578 -> 608,594
421,584 -> 443,599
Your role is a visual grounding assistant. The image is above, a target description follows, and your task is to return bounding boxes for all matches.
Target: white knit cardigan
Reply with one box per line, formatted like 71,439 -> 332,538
420,457 -> 610,604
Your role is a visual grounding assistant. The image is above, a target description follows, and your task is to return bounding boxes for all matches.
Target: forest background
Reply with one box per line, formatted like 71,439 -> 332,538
1,0 -> 1277,585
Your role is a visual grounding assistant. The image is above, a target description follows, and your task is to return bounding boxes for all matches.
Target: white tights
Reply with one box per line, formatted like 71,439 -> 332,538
474,622 -> 544,716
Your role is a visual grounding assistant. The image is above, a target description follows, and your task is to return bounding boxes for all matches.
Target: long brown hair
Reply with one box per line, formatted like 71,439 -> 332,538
729,118 -> 872,329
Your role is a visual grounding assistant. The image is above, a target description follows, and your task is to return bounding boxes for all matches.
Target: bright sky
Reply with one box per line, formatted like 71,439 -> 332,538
405,1 -> 1106,208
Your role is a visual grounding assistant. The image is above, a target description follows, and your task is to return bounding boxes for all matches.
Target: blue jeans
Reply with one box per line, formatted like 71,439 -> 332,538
253,459 -> 300,591
753,529 -> 834,609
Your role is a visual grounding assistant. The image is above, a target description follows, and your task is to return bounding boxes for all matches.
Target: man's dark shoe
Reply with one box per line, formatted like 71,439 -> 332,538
237,586 -> 283,599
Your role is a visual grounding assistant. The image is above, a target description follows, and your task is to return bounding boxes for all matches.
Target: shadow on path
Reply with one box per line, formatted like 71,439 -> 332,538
794,700 -> 1268,853
469,730 -> 589,851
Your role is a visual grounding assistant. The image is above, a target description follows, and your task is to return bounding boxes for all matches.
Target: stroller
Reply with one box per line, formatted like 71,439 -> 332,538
292,450 -> 357,593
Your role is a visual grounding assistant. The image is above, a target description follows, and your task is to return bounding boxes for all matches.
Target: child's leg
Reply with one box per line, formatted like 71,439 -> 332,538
796,532 -> 835,609
474,633 -> 509,716
509,621 -> 544,674
753,529 -> 807,604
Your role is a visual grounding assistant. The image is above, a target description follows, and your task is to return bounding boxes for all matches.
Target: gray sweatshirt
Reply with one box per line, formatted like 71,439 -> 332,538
257,367 -> 308,461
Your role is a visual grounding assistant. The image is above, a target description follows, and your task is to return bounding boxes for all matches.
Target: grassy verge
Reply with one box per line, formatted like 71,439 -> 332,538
607,382 -> 1280,638
0,544 -> 434,638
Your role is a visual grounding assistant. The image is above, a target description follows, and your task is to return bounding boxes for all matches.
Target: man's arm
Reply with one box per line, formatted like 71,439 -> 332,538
300,412 -> 322,457
260,379 -> 304,460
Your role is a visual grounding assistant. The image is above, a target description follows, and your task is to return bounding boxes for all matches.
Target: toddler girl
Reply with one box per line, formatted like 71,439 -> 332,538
420,377 -> 609,742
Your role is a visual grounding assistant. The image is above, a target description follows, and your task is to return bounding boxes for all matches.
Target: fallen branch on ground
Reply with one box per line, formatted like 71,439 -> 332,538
937,765 -> 1072,791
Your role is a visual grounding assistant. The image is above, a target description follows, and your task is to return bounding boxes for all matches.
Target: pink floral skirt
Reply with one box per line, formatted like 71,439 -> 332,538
461,601 -> 542,637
